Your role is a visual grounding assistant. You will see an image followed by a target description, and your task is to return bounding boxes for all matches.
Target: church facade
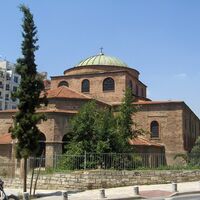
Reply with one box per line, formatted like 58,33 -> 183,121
0,52 -> 199,166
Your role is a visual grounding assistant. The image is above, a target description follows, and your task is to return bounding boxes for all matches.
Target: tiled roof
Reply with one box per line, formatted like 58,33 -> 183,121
38,109 -> 77,114
0,133 -> 12,144
111,100 -> 183,106
129,137 -> 163,147
133,100 -> 183,105
45,86 -> 92,100
0,109 -> 77,114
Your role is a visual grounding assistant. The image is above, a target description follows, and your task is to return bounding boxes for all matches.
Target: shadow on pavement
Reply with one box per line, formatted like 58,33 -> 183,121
35,190 -> 83,198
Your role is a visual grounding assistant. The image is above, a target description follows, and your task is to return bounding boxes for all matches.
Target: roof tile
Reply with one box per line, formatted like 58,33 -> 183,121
44,86 -> 92,100
0,133 -> 12,144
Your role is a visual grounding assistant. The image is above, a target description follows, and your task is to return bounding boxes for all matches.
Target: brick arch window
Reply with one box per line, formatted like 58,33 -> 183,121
81,79 -> 90,93
103,77 -> 115,91
58,81 -> 69,87
150,121 -> 159,138
128,80 -> 133,90
136,84 -> 139,96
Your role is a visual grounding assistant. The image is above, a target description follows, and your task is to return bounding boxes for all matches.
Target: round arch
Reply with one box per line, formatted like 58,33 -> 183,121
150,121 -> 159,138
58,81 -> 69,87
103,77 -> 115,91
37,132 -> 46,157
81,79 -> 90,93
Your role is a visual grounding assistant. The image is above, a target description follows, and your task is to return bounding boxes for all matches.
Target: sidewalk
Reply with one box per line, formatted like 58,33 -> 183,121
4,181 -> 200,200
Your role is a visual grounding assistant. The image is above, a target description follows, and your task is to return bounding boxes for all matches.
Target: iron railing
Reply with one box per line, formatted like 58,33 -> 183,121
29,152 -> 167,171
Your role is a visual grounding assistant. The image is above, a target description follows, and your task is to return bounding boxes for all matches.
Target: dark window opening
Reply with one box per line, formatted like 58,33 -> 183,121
128,80 -> 133,90
103,77 -> 115,91
150,121 -> 159,138
81,79 -> 90,92
58,81 -> 69,87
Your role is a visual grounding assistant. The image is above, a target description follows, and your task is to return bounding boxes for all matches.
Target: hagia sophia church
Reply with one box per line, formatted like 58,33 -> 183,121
0,50 -> 199,166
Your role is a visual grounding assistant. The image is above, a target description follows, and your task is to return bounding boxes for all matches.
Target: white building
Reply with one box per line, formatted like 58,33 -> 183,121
0,60 -> 20,110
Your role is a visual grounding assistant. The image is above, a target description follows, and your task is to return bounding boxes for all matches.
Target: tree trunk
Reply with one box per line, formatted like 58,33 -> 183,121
23,158 -> 27,192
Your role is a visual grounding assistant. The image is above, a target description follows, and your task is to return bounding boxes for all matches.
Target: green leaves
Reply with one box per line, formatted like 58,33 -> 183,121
10,5 -> 47,159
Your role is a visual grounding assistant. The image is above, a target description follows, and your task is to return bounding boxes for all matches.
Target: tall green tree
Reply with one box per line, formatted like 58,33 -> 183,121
116,87 -> 138,152
10,5 -> 47,192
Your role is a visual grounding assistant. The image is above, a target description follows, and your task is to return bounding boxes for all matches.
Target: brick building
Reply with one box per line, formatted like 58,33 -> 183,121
0,52 -> 199,166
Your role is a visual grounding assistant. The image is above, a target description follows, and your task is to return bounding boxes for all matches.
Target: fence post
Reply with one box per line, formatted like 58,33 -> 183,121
84,151 -> 87,170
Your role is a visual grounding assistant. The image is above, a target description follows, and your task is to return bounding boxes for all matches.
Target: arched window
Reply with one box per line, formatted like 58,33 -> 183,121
103,77 -> 115,91
136,85 -> 139,96
58,81 -> 69,87
37,133 -> 46,157
81,79 -> 90,93
141,88 -> 144,97
128,80 -> 133,90
150,121 -> 159,138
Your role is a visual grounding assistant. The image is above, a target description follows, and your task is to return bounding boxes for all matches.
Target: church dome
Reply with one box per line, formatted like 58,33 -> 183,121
75,53 -> 128,67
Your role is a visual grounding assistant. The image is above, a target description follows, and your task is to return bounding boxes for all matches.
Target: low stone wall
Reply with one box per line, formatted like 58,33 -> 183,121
4,170 -> 200,190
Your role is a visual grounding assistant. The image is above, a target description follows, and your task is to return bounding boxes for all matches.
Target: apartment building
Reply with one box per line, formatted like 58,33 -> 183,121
0,60 -> 20,110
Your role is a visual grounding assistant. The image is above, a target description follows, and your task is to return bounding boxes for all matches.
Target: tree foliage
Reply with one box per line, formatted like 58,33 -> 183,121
65,88 -> 140,155
115,87 -> 142,152
66,101 -> 117,154
189,136 -> 200,166
10,5 -> 47,159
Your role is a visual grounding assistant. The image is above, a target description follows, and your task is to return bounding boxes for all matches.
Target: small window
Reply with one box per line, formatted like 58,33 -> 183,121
141,88 -> 144,97
6,74 -> 11,80
0,81 -> 3,88
128,80 -> 133,90
150,121 -> 159,138
6,84 -> 10,90
5,103 -> 8,110
103,77 -> 115,91
136,85 -> 139,96
58,81 -> 69,87
12,105 -> 17,109
5,94 -> 9,100
13,86 -> 17,92
81,79 -> 90,93
14,76 -> 19,83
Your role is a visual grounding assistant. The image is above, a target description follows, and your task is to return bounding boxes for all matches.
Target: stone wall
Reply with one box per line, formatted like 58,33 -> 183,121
3,170 -> 200,190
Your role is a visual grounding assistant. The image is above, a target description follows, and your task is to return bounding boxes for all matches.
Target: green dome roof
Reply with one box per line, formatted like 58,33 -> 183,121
76,53 -> 128,67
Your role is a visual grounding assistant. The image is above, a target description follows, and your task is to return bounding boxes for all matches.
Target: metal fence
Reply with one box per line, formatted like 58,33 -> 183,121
29,153 -> 167,171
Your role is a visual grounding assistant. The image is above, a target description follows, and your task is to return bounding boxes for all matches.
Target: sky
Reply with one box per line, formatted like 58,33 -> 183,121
0,0 -> 199,117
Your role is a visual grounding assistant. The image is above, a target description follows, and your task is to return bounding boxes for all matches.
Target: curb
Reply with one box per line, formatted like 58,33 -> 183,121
104,196 -> 146,200
170,190 -> 200,197
164,191 -> 200,200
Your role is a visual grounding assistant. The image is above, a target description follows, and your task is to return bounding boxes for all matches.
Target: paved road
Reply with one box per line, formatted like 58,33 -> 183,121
4,181 -> 200,200
165,194 -> 200,200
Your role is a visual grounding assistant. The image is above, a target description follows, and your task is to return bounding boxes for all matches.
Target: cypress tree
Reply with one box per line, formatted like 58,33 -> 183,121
10,5 -> 47,192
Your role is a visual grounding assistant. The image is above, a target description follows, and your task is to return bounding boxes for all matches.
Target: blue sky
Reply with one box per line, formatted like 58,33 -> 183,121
0,0 -> 200,117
